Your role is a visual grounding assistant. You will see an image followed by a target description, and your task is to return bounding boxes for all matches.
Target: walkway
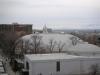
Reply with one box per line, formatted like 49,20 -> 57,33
5,60 -> 20,75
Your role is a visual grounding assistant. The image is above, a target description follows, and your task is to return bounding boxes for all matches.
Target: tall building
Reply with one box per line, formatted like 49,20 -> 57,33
0,23 -> 32,36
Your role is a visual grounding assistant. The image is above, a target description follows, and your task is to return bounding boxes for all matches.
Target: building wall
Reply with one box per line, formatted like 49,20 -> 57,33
25,57 -> 100,75
0,24 -> 14,32
0,23 -> 32,37
95,35 -> 100,46
60,60 -> 81,75
31,61 -> 56,75
81,58 -> 100,74
25,59 -> 81,75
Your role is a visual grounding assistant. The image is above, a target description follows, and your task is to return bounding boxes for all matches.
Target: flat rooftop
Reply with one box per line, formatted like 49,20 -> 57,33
25,53 -> 85,62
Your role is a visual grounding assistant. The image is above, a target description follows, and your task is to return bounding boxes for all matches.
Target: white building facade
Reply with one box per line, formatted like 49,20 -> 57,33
24,53 -> 100,75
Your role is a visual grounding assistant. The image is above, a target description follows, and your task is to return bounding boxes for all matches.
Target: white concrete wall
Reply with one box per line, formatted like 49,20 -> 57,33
28,59 -> 82,75
81,58 -> 100,74
25,58 -> 100,75
31,61 -> 56,75
60,60 -> 81,75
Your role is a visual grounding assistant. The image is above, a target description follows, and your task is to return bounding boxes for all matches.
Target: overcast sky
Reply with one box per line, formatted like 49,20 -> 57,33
0,0 -> 100,29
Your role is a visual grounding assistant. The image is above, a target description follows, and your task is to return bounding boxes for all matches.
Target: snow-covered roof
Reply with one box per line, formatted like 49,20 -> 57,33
67,43 -> 100,53
21,33 -> 80,51
25,53 -> 84,62
20,33 -> 100,54
22,33 -> 74,43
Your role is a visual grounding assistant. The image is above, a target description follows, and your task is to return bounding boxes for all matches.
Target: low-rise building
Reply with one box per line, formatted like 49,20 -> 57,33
24,53 -> 100,75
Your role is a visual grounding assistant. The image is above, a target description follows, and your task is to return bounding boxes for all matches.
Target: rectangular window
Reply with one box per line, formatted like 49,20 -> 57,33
56,61 -> 60,72
26,62 -> 29,70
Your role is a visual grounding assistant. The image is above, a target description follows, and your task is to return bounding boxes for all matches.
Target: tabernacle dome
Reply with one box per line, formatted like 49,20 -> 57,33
16,33 -> 100,56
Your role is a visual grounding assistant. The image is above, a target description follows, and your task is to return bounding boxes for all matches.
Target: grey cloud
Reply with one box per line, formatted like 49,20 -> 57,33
0,0 -> 100,29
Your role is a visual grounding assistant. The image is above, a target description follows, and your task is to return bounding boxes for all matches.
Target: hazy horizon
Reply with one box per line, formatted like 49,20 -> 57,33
0,0 -> 100,29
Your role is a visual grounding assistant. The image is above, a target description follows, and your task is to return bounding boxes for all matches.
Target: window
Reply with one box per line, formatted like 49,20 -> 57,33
56,61 -> 60,72
98,38 -> 100,40
26,62 -> 29,70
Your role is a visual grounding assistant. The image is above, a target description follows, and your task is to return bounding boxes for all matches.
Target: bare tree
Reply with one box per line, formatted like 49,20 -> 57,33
47,39 -> 57,53
23,40 -> 30,54
0,32 -> 19,58
15,38 -> 32,58
15,35 -> 45,56
15,38 -> 24,58
31,35 -> 43,54
57,41 -> 65,53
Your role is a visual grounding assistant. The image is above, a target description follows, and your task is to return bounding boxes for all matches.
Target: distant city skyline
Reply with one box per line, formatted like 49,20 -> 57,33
0,0 -> 100,29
